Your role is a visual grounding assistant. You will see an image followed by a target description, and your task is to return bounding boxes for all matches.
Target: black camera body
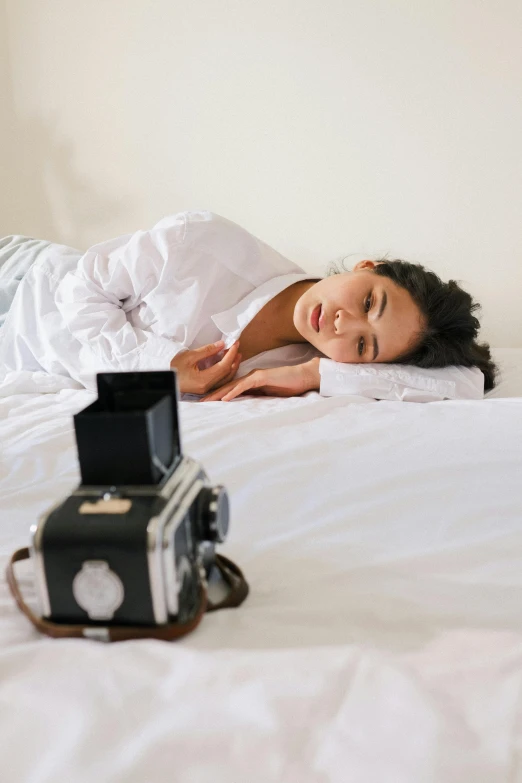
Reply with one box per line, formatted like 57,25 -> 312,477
30,372 -> 229,633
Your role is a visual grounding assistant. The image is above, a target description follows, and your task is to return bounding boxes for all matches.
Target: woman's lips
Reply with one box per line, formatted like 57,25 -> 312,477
311,304 -> 322,332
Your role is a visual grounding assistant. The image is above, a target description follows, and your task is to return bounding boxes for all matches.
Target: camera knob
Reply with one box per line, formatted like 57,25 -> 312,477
199,485 -> 229,543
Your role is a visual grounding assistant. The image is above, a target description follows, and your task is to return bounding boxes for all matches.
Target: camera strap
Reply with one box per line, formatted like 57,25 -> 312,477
6,548 -> 249,643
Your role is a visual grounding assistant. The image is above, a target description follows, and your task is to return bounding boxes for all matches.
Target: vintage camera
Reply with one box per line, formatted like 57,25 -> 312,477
30,371 -> 231,633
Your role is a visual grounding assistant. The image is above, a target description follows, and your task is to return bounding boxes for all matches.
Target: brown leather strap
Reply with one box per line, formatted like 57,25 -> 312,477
208,553 -> 250,611
6,547 -> 247,642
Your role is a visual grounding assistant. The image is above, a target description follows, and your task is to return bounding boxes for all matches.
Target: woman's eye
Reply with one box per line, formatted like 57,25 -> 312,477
358,337 -> 365,357
364,294 -> 372,313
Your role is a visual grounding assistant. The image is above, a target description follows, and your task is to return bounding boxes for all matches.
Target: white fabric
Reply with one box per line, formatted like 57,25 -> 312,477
319,359 -> 485,401
1,369 -> 522,780
0,211 -> 321,390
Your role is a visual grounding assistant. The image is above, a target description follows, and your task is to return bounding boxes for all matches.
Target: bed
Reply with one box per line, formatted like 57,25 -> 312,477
1,348 -> 521,782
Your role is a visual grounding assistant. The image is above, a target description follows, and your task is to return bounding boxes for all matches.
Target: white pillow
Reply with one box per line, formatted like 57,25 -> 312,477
319,360 -> 485,402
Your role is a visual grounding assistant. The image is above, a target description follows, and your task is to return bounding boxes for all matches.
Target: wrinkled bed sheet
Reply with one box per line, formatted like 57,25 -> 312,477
1,380 -> 522,782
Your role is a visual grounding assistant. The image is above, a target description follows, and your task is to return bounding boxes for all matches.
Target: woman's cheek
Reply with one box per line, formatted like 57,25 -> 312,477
321,341 -> 351,363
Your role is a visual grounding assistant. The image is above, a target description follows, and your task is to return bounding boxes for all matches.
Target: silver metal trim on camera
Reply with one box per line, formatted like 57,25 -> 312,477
146,515 -> 168,624
30,500 -> 65,618
146,457 -> 203,623
163,478 -> 204,617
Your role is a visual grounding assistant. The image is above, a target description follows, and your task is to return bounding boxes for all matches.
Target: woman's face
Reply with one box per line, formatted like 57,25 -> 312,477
293,261 -> 425,363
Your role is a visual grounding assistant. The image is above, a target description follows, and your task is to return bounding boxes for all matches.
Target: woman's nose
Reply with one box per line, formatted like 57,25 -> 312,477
334,309 -> 356,335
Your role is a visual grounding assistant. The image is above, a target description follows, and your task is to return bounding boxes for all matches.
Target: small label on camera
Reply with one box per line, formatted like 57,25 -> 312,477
72,560 -> 125,620
79,499 -> 132,515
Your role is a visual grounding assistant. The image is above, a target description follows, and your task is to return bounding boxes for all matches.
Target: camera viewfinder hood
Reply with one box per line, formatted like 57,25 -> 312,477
74,371 -> 182,486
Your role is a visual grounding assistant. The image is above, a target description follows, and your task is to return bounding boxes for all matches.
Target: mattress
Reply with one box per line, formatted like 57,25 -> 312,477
1,349 -> 522,782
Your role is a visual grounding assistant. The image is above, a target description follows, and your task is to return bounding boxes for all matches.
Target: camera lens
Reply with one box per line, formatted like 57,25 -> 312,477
197,486 -> 229,543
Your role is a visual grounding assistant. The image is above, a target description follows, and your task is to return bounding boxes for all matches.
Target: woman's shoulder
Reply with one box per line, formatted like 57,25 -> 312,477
152,209 -> 228,233
153,210 -> 305,283
151,210 -> 249,252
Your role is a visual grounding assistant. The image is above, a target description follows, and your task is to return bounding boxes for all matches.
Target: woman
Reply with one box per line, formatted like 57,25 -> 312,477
0,210 -> 496,399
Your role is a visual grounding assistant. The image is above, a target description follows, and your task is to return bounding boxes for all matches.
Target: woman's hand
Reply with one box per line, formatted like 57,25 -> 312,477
200,357 -> 320,402
170,340 -> 242,394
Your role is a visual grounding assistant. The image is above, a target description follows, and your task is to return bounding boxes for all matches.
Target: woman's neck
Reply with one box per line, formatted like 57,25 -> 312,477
238,280 -> 318,362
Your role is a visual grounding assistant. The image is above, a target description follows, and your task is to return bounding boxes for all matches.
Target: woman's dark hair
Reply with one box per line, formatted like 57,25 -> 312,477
329,258 -> 498,391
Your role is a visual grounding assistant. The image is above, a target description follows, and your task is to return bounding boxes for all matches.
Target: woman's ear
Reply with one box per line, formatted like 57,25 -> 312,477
353,259 -> 378,271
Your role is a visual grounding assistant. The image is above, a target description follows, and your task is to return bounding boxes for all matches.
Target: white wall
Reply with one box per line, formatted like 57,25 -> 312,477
0,0 -> 17,227
2,0 -> 522,346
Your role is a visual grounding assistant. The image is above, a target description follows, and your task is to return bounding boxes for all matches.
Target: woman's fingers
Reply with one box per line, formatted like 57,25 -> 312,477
191,339 -> 238,370
197,346 -> 241,395
200,378 -> 239,402
220,381 -> 251,401
201,370 -> 264,402
215,358 -> 242,388
208,341 -> 240,381
219,340 -> 240,364
192,340 -> 225,359
200,378 -> 238,401
200,383 -> 240,402
171,340 -> 243,395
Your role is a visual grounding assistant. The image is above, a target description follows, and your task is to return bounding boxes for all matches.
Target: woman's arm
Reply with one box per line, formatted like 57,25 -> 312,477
200,358 -> 320,401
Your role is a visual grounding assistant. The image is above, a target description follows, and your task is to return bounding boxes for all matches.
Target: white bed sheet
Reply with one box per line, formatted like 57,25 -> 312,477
1,364 -> 522,782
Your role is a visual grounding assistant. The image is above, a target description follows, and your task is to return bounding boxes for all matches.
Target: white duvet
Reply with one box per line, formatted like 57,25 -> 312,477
1,363 -> 522,782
